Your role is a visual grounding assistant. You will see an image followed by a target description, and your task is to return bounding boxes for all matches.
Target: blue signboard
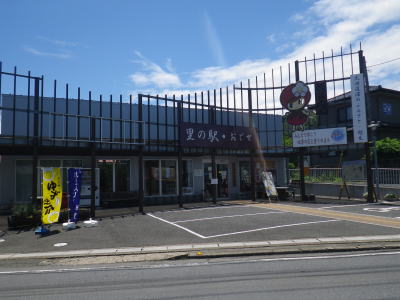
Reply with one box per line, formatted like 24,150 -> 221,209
382,103 -> 392,115
68,168 -> 82,223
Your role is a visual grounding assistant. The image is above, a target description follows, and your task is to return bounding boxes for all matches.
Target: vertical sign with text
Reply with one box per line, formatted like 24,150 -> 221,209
68,168 -> 82,223
350,74 -> 368,143
42,168 -> 62,224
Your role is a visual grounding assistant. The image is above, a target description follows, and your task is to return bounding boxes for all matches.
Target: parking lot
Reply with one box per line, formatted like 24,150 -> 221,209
147,201 -> 400,243
1,200 -> 400,254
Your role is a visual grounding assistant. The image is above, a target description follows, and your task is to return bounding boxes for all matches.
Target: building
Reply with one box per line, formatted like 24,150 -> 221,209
309,85 -> 400,167
0,92 -> 287,210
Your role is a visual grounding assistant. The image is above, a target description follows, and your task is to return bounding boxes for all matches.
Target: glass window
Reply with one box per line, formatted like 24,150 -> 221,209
63,160 -> 83,167
16,160 -> 33,203
98,160 -> 113,193
182,160 -> 193,194
115,160 -> 130,192
239,161 -> 251,192
62,160 -> 83,192
40,160 -> 61,167
97,160 -> 130,193
161,160 -> 177,195
338,106 -> 352,123
144,160 -> 159,196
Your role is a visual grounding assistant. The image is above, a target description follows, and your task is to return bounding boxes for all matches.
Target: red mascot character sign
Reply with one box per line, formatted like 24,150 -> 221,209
280,81 -> 311,130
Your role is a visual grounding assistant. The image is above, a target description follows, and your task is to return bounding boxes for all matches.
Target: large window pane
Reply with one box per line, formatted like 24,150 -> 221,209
161,160 -> 176,195
115,160 -> 130,192
144,160 -> 159,195
16,160 -> 33,203
182,160 -> 193,194
62,160 -> 83,192
98,160 -> 113,193
239,161 -> 251,192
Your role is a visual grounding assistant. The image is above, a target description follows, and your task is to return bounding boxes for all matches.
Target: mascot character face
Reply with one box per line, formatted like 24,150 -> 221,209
280,81 -> 311,128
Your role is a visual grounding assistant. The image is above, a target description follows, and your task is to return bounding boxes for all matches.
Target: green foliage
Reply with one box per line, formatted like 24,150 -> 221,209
375,138 -> 400,154
304,175 -> 342,183
288,162 -> 296,169
383,193 -> 399,201
283,110 -> 318,146
11,203 -> 39,217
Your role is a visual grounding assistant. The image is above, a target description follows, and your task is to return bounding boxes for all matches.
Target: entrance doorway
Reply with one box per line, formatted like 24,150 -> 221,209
203,163 -> 229,198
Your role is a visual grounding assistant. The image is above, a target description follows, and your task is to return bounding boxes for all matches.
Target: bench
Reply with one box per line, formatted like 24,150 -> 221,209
101,191 -> 139,208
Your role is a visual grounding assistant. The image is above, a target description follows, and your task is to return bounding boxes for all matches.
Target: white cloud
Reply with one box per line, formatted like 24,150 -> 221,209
130,51 -> 182,88
204,12 -> 226,67
131,0 -> 400,98
36,36 -> 78,47
266,34 -> 276,43
24,46 -> 72,59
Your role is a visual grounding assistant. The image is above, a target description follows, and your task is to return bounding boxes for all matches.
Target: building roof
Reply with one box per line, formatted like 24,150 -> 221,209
309,85 -> 400,109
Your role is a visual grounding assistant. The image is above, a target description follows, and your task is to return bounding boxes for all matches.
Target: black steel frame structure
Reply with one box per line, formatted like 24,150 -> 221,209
0,45 -> 376,216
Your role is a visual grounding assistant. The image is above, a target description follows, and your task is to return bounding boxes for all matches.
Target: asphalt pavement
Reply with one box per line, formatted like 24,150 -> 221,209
1,251 -> 400,299
1,198 -> 400,263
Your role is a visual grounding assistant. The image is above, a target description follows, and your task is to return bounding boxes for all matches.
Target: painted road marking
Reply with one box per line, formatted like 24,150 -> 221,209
253,202 -> 400,229
149,212 -> 340,239
321,204 -> 370,209
174,211 -> 288,223
2,251 -> 400,275
148,213 -> 207,238
201,220 -> 340,239
363,207 -> 400,213
163,204 -> 254,213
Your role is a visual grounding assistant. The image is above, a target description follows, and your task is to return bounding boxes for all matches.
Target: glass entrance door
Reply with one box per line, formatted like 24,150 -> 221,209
203,163 -> 229,198
217,164 -> 229,198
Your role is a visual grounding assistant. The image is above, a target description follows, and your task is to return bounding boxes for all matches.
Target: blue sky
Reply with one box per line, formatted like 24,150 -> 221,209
1,0 -> 400,99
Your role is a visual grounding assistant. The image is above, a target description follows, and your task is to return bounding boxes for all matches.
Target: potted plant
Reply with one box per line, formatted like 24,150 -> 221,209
8,203 -> 41,229
383,193 -> 399,202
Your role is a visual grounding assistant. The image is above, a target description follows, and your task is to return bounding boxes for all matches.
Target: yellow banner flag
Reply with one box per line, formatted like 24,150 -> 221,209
42,168 -> 62,224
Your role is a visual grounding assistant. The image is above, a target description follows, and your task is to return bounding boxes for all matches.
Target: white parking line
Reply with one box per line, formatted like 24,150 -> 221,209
320,204 -> 371,209
147,213 -> 206,238
174,211 -> 288,223
203,220 -> 341,239
152,204 -> 254,214
148,212 -> 341,239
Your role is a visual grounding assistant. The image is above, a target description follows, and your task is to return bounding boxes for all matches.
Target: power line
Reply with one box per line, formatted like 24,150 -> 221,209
367,57 -> 400,68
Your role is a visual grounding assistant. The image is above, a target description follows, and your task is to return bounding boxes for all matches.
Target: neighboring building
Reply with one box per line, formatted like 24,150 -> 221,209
309,85 -> 400,167
0,94 -> 287,209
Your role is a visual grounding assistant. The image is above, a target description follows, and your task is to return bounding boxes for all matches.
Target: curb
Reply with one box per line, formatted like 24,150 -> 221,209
1,235 -> 400,261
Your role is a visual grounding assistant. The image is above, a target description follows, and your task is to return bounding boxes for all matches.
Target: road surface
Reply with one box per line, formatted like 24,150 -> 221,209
1,250 -> 400,299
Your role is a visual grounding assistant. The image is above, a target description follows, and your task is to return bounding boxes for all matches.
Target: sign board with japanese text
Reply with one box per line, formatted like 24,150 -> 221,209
292,127 -> 347,147
42,167 -> 62,224
342,160 -> 365,181
68,168 -> 82,223
350,74 -> 368,143
261,171 -> 277,197
180,122 -> 256,149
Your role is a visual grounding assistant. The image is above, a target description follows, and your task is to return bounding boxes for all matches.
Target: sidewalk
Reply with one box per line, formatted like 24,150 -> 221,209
1,235 -> 400,263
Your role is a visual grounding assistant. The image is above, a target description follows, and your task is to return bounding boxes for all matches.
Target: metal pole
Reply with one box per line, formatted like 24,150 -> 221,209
248,89 -> 256,201
177,102 -> 183,208
372,124 -> 380,200
211,104 -> 217,204
32,78 -> 40,207
295,60 -> 307,202
138,94 -> 144,214
90,117 -> 96,218
359,51 -> 375,203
